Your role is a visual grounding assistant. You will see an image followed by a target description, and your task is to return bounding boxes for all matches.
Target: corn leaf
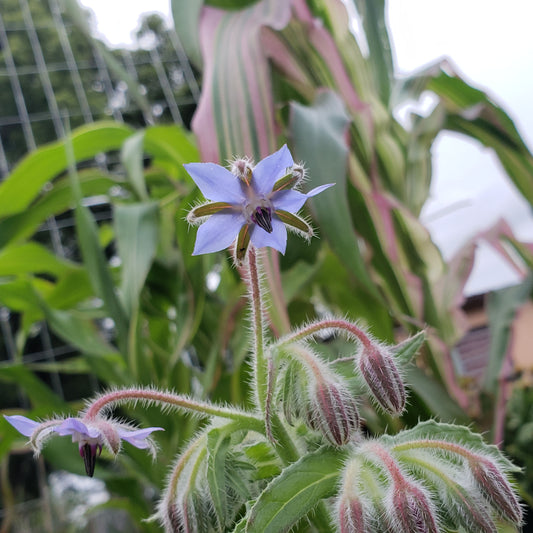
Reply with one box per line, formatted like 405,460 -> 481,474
0,122 -> 132,218
192,0 -> 292,161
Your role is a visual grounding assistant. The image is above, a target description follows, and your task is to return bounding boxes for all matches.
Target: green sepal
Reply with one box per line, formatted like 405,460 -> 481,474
235,224 -> 251,263
189,202 -> 234,220
272,171 -> 299,193
275,210 -> 312,236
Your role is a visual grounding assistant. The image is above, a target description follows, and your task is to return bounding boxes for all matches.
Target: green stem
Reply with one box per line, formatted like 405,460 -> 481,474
84,388 -> 264,434
244,250 -> 335,530
247,247 -> 268,411
276,318 -> 374,350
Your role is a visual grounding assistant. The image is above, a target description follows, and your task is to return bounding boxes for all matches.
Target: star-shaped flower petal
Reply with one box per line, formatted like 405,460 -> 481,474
185,145 -> 333,260
4,414 -> 163,477
4,414 -> 39,437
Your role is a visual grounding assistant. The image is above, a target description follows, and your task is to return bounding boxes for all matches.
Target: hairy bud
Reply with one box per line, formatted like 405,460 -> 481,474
358,343 -> 406,414
336,458 -> 373,533
338,496 -> 367,533
470,456 -> 523,525
310,377 -> 360,446
389,479 -> 439,533
277,344 -> 360,446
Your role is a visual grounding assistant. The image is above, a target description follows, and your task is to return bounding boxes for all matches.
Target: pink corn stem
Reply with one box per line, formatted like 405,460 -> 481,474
261,248 -> 291,336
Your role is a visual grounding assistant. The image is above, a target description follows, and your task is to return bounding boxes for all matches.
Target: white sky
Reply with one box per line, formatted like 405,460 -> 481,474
79,0 -> 533,295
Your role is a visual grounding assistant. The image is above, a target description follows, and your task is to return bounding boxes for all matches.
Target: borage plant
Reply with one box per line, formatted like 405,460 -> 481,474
5,146 -> 523,532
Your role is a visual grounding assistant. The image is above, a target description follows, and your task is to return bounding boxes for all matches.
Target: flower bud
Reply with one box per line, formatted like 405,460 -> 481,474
336,457 -> 374,533
230,157 -> 253,185
389,479 -> 439,533
470,456 -> 523,525
279,344 -> 360,445
358,343 -> 406,414
309,376 -> 360,446
338,496 -> 367,533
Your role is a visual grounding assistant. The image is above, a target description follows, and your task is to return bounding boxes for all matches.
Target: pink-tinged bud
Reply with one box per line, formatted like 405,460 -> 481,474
390,480 -> 439,533
338,496 -> 366,533
336,457 -> 373,533
230,157 -> 253,185
310,378 -> 360,446
470,456 -> 523,525
358,344 -> 406,414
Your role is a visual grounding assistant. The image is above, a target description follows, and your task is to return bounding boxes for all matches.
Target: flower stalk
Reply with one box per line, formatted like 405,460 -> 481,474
84,387 -> 263,433
246,247 -> 268,412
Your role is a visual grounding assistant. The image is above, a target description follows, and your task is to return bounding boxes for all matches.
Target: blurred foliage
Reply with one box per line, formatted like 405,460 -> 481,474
506,385 -> 533,508
0,0 -> 196,170
177,0 -> 533,425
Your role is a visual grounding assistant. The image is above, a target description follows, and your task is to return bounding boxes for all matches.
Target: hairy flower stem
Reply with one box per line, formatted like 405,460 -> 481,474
247,247 -> 268,412
83,388 -> 263,433
393,439 -> 485,458
277,318 -> 374,350
244,252 -> 338,530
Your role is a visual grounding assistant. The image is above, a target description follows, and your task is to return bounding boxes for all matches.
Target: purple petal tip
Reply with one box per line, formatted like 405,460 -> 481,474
4,414 -> 39,437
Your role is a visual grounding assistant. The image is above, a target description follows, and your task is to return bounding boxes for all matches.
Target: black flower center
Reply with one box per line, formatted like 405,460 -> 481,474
80,442 -> 102,477
251,206 -> 273,233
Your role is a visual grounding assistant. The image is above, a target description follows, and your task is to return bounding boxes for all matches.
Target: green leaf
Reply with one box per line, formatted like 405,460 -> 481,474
0,364 -> 64,410
121,131 -> 148,201
74,203 -> 129,352
0,122 -> 132,218
114,202 -> 159,318
396,62 -> 533,206
40,305 -> 121,359
171,0 -> 204,69
0,170 -> 117,248
246,447 -> 344,532
393,330 -> 426,365
405,365 -> 467,423
351,0 -> 393,102
207,427 -> 232,529
144,125 -> 200,168
290,90 -> 379,298
484,280 -> 532,392
0,242 -> 77,277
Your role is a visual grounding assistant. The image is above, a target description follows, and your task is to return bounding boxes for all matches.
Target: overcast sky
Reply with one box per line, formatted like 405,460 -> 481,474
79,0 -> 533,295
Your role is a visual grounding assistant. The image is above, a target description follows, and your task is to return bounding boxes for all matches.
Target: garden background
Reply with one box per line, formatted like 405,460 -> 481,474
0,0 -> 532,531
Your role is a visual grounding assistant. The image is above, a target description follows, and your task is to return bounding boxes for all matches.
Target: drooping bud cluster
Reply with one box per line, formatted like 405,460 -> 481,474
157,424 -> 281,533
275,344 -> 361,446
276,318 -> 409,419
336,457 -> 373,532
387,473 -> 439,533
469,455 -> 523,525
158,432 -> 224,533
334,421 -> 523,533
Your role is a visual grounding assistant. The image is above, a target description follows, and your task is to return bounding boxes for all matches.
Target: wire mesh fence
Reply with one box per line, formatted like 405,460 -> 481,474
0,0 -> 200,403
0,2 -> 200,524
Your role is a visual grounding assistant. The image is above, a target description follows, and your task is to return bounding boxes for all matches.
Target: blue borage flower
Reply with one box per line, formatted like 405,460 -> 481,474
4,414 -> 163,477
184,145 -> 334,261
